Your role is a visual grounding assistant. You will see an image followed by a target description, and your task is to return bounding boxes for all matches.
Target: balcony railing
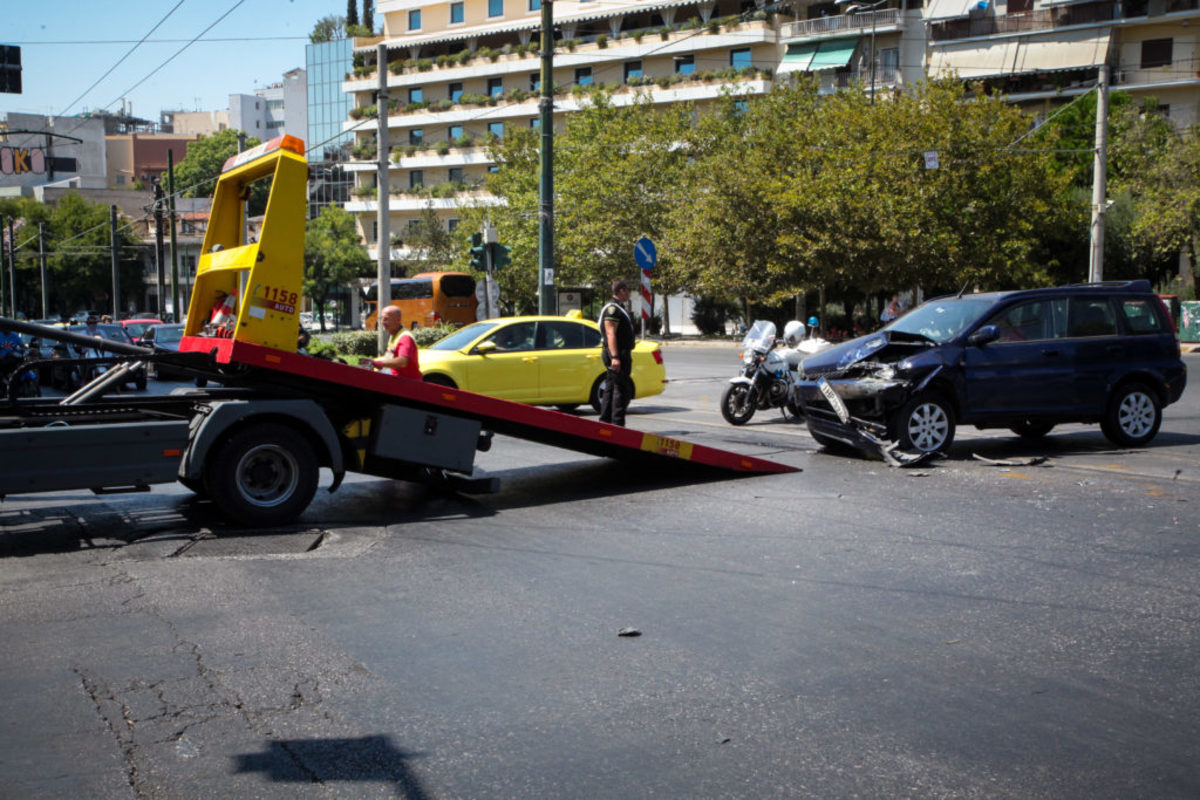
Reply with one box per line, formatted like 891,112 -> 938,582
782,9 -> 901,40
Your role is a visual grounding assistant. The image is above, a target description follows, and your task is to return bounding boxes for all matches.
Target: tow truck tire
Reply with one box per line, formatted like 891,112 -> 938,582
206,423 -> 318,527
895,392 -> 956,454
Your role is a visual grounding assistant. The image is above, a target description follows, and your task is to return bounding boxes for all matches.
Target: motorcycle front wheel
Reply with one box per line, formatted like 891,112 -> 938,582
720,383 -> 757,426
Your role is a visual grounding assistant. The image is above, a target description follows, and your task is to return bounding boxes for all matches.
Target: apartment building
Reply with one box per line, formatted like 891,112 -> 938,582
342,0 -> 1200,258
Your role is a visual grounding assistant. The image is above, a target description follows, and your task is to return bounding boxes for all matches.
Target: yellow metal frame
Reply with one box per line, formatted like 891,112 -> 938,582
184,135 -> 308,352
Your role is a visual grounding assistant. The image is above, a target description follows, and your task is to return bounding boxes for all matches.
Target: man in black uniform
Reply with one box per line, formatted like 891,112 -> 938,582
599,278 -> 636,426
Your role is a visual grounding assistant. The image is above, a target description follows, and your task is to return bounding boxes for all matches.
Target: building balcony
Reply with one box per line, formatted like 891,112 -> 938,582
343,18 -> 777,93
782,9 -> 903,41
346,190 -> 505,213
929,0 -> 1200,43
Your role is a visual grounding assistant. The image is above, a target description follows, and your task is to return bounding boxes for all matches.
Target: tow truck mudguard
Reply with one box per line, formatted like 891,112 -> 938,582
180,399 -> 345,489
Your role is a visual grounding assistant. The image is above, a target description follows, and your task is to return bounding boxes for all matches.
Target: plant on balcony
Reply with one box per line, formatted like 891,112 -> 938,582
564,39 -> 579,52
707,19 -> 722,34
403,100 -> 431,113
416,58 -> 434,72
658,27 -> 672,41
436,140 -> 451,156
457,91 -> 495,107
351,139 -> 377,159
508,88 -> 532,103
388,60 -> 405,75
433,99 -> 454,111
632,30 -> 645,43
352,185 -> 377,198
454,133 -> 476,148
349,104 -> 377,120
596,34 -> 608,48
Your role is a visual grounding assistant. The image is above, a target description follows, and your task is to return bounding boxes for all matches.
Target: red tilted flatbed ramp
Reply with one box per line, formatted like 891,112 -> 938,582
183,337 -> 797,475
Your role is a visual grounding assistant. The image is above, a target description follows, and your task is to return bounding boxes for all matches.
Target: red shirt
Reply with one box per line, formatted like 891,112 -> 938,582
383,329 -> 421,379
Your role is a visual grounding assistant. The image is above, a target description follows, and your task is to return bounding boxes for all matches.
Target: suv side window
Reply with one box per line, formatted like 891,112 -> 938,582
1117,297 -> 1165,334
1068,297 -> 1118,338
984,299 -> 1063,342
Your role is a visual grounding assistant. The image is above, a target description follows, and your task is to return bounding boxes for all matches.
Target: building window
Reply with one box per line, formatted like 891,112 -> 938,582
449,82 -> 464,102
488,121 -> 505,139
730,48 -> 752,70
488,0 -> 503,16
488,165 -> 500,173
409,86 -> 423,104
372,220 -> 378,242
449,124 -> 464,141
410,170 -> 424,189
487,77 -> 503,97
1008,0 -> 1033,11
530,73 -> 540,92
674,54 -> 695,75
529,0 -> 541,9
530,118 -> 540,129
448,218 -> 459,232
408,9 -> 421,29
448,167 -> 464,184
1141,38 -> 1173,69
575,67 -> 593,85
624,61 -> 643,82
450,1 -> 464,23
409,128 -> 424,146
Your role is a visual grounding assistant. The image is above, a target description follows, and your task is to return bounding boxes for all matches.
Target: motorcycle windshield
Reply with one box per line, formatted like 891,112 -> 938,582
742,320 -> 776,353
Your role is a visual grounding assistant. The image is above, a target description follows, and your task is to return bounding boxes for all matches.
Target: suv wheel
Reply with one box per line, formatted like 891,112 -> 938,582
895,393 -> 956,454
1011,420 -> 1054,439
1101,383 -> 1161,447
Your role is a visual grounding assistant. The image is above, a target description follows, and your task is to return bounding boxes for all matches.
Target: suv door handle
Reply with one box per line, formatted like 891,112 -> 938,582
1041,349 -> 1061,358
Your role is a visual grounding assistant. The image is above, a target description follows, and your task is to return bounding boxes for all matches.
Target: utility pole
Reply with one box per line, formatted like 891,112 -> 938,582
376,42 -> 391,353
168,150 -> 181,321
538,0 -> 556,315
38,221 -> 48,320
1088,64 -> 1109,283
153,180 -> 166,318
110,205 -> 121,320
6,217 -> 15,318
1,217 -> 8,317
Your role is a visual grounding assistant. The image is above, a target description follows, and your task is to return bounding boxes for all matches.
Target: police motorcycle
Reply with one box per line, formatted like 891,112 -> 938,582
0,334 -> 41,399
719,320 -> 809,425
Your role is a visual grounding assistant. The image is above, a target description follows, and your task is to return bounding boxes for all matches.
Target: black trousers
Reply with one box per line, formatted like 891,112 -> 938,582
599,360 -> 633,426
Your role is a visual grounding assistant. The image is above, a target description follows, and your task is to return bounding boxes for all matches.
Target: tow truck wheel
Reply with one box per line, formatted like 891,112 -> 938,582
206,423 -> 318,527
895,392 -> 956,454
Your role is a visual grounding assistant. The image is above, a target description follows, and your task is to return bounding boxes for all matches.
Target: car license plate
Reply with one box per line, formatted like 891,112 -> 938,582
817,378 -> 851,423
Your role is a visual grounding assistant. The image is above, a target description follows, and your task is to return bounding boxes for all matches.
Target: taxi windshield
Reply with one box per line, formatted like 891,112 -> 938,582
426,321 -> 501,351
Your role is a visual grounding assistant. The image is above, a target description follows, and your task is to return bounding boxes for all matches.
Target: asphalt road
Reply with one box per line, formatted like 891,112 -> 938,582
0,348 -> 1197,799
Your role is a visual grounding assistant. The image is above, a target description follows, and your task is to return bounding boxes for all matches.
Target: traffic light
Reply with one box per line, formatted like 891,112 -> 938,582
468,232 -> 486,271
489,242 -> 511,271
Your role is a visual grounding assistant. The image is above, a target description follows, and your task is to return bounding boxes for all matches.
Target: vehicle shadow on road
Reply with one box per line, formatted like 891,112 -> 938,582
233,734 -> 432,798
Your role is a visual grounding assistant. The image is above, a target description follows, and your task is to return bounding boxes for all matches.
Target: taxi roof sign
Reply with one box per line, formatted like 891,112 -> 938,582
221,135 -> 306,173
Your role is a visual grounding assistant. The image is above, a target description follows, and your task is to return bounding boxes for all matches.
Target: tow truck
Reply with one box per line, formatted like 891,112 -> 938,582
0,135 -> 795,527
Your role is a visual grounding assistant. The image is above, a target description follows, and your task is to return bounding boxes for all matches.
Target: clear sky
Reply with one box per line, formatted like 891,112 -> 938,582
2,0 -> 349,121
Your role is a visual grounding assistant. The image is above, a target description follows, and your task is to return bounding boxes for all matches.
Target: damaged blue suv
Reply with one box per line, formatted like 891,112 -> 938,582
793,280 -> 1187,460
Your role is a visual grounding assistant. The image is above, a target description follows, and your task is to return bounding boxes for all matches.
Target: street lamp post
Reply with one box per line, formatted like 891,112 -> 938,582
836,0 -> 888,104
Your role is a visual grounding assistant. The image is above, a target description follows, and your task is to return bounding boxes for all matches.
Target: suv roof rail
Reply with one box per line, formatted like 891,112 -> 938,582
1064,279 -> 1153,291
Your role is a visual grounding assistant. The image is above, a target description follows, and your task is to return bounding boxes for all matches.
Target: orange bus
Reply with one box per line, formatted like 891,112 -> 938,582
362,271 -> 478,330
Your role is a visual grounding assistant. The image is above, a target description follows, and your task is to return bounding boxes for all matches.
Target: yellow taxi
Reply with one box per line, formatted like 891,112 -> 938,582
419,314 -> 667,412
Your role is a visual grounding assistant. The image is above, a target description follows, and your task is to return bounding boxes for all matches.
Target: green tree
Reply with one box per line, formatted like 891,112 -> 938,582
1110,104 -> 1200,294
40,193 -> 143,317
309,15 -> 346,43
362,0 -> 374,32
394,203 -> 456,276
482,93 -> 695,316
304,205 -> 373,331
346,0 -> 359,28
174,129 -> 269,214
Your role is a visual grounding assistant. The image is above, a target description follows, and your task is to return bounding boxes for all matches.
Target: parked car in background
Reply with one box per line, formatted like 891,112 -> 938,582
120,317 -> 163,342
793,279 -> 1187,459
67,323 -> 147,390
419,314 -> 667,413
140,323 -> 188,380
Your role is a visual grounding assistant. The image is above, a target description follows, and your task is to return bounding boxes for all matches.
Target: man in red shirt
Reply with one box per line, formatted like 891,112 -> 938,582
371,305 -> 421,379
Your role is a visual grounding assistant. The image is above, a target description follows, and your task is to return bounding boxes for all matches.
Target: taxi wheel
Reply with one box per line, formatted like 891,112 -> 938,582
589,375 -> 606,415
424,374 -> 457,389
